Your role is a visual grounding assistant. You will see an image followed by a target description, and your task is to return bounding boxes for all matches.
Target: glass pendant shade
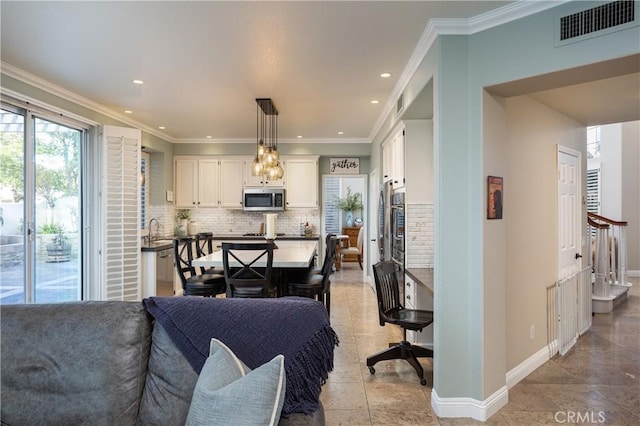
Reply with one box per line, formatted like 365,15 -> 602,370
266,164 -> 280,180
274,163 -> 284,179
251,155 -> 264,176
263,148 -> 277,168
257,140 -> 265,158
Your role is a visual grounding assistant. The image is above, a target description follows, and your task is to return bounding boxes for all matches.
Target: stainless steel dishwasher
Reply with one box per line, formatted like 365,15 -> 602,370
156,248 -> 174,296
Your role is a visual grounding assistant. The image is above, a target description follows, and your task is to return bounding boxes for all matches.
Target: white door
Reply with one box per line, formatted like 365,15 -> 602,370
557,146 -> 582,280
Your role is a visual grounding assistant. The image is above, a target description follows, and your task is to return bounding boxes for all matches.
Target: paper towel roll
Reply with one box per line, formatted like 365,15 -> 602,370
265,213 -> 277,239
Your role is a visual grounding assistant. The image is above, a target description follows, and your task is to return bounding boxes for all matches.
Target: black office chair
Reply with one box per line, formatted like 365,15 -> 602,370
366,260 -> 434,385
287,236 -> 337,315
194,232 -> 218,275
221,242 -> 276,298
173,237 -> 226,297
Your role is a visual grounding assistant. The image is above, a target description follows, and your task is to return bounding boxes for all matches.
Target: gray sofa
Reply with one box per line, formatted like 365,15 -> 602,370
1,301 -> 326,425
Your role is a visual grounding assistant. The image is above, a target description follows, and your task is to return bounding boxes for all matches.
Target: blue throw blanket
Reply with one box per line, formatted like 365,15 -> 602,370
143,296 -> 339,416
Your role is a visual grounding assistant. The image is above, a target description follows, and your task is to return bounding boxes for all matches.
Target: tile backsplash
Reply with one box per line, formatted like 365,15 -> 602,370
406,203 -> 434,268
147,203 -> 320,237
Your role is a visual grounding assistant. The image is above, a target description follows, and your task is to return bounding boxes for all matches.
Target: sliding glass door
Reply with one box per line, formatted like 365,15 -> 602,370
0,103 -> 84,304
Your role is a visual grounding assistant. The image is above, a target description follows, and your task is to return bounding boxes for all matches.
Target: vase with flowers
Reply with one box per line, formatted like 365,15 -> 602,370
335,186 -> 363,228
175,209 -> 192,236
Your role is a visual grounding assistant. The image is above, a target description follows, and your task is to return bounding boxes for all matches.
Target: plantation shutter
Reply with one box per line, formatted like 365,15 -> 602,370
586,168 -> 600,214
324,177 -> 341,234
102,125 -> 141,301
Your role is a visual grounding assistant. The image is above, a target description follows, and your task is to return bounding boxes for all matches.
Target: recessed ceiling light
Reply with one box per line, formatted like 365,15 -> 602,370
380,72 -> 391,78
370,100 -> 379,104
206,136 -> 212,139
297,135 -> 303,139
158,126 -> 166,130
124,110 -> 133,114
132,79 -> 144,85
338,131 -> 344,135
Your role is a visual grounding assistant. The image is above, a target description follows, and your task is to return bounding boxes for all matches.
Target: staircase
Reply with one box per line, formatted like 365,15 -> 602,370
588,212 -> 632,313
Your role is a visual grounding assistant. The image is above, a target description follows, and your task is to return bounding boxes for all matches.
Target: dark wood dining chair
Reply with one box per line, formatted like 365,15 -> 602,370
287,236 -> 338,314
339,226 -> 364,269
366,260 -> 434,385
173,237 -> 226,297
194,232 -> 218,275
221,242 -> 276,298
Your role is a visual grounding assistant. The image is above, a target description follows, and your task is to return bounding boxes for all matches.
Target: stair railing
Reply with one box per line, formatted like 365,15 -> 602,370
587,213 -> 629,294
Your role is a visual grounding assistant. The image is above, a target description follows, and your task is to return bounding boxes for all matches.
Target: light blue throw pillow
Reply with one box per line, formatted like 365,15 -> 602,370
185,338 -> 286,426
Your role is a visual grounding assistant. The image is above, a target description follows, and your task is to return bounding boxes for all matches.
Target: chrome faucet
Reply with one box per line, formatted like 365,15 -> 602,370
148,218 -> 160,242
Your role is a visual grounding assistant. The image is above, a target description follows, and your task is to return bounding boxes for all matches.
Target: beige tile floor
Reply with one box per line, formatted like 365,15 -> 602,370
321,265 -> 639,425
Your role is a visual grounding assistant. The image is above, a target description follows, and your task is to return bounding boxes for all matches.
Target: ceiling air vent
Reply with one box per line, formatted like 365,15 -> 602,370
396,93 -> 404,115
557,1 -> 638,46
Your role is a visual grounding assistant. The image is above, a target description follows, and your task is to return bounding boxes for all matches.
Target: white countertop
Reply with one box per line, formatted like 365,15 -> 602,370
192,240 -> 318,269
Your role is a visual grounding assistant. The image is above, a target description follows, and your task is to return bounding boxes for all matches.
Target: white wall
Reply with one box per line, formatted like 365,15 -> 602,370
600,124 -> 623,219
599,121 -> 640,272
503,95 -> 586,370
621,121 -> 640,272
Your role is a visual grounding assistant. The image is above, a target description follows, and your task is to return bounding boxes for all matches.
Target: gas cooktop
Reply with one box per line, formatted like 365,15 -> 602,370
242,232 -> 286,237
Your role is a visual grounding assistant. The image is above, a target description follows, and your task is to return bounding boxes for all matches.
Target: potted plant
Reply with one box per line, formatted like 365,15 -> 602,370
41,223 -> 71,262
175,209 -> 192,236
335,186 -> 363,228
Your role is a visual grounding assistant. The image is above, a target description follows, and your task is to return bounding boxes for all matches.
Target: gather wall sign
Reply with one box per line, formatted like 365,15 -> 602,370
330,157 -> 359,174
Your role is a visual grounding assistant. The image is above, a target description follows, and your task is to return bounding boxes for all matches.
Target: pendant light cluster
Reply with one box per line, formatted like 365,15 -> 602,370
251,98 -> 284,180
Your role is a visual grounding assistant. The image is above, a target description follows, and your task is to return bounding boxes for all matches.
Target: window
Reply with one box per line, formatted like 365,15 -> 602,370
141,152 -> 149,230
587,126 -> 601,159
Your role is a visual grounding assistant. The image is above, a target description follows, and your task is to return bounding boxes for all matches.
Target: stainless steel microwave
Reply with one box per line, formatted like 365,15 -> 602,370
243,188 -> 285,211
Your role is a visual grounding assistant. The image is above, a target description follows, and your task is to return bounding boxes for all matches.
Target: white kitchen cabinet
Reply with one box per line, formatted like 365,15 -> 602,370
381,127 -> 404,188
196,159 -> 220,207
404,274 -> 416,309
174,158 -> 198,208
281,156 -> 319,209
405,273 -> 434,349
174,156 -> 243,208
242,157 -> 285,188
218,158 -> 244,208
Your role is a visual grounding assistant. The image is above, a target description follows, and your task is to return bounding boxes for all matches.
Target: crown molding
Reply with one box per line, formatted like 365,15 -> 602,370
174,137 -> 370,144
1,61 -> 176,143
369,0 -> 569,142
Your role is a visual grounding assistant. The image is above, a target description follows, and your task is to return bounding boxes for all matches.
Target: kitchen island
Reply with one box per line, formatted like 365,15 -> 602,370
193,240 -> 318,269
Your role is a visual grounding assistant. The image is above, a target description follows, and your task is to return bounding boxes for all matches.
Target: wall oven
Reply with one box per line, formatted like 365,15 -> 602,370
390,190 -> 405,266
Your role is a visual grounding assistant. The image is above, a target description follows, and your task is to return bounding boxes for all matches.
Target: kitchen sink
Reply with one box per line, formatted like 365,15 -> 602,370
146,239 -> 174,248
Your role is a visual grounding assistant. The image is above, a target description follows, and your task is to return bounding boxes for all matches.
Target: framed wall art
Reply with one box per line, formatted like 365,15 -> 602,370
487,176 -> 503,220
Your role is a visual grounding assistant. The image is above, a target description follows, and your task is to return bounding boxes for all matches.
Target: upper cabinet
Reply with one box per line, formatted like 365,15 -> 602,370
382,127 -> 405,189
174,156 -> 243,208
282,156 -> 319,209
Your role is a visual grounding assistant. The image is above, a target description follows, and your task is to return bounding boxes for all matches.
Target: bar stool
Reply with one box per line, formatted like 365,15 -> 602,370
287,236 -> 337,314
194,232 -> 219,275
174,237 -> 226,297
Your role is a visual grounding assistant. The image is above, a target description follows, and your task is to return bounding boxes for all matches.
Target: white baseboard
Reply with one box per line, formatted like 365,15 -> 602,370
628,270 -> 639,278
505,342 -> 555,388
431,385 -> 509,421
431,341 -> 557,421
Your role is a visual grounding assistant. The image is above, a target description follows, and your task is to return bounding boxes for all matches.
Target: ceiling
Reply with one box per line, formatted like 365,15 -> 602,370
0,1 -> 512,143
2,2 -> 638,145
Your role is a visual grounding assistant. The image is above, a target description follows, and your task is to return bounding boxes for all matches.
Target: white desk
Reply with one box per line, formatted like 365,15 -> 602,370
192,240 -> 318,269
